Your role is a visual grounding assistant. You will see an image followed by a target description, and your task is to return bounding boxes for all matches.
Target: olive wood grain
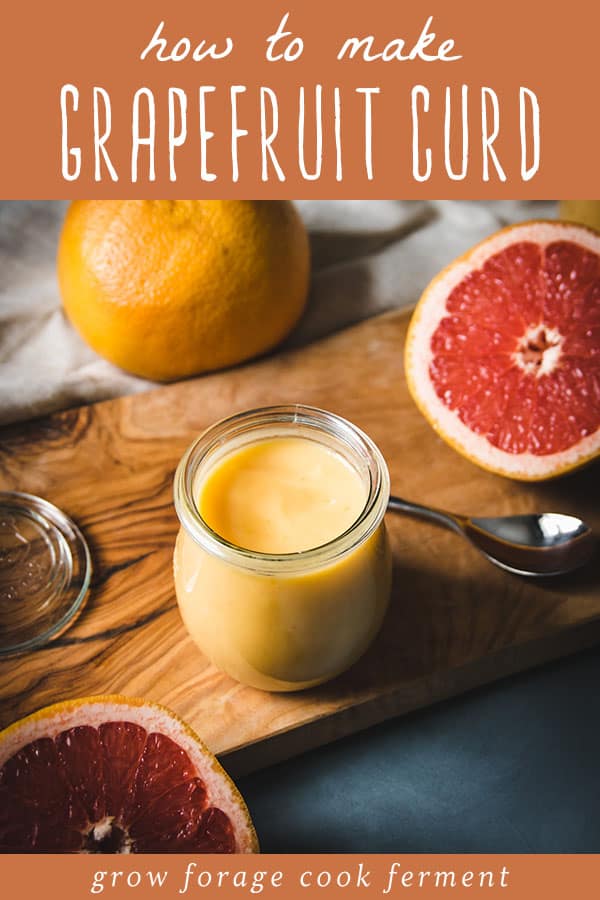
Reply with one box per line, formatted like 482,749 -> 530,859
0,309 -> 599,776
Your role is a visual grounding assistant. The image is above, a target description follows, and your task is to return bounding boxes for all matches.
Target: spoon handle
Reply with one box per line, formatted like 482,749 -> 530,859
387,495 -> 465,534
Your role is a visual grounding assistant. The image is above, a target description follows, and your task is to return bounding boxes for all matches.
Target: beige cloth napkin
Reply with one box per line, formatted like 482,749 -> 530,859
0,200 -> 555,426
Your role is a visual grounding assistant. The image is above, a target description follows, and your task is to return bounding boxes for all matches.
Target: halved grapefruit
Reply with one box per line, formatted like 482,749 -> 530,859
0,696 -> 258,853
405,221 -> 600,480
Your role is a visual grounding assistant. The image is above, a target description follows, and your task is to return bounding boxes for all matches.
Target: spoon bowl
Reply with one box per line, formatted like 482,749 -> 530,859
387,497 -> 597,577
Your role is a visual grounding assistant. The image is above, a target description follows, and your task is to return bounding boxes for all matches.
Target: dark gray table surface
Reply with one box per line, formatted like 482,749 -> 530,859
239,648 -> 600,852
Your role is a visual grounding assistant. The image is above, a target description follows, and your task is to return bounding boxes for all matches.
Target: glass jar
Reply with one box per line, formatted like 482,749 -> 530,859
173,405 -> 392,692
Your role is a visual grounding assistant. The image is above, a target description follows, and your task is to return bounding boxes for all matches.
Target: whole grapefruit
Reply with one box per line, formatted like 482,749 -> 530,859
405,221 -> 600,480
57,200 -> 310,381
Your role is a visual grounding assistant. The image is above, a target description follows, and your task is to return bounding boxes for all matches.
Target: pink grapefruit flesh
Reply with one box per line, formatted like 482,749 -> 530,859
0,696 -> 258,853
405,221 -> 600,479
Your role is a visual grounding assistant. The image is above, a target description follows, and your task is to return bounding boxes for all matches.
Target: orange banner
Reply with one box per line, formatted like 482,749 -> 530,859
3,854 -> 600,899
1,0 -> 599,197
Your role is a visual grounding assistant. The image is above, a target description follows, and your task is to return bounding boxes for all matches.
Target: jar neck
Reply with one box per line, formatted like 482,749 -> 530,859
173,405 -> 390,575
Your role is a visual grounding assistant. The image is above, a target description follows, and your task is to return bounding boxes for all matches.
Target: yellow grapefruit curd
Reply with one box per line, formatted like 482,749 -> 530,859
173,406 -> 391,692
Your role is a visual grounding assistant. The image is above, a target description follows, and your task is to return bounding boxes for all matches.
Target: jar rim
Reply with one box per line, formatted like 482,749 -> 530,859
173,404 -> 390,574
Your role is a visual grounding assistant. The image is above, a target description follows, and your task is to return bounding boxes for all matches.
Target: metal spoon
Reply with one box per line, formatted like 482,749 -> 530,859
387,495 -> 597,577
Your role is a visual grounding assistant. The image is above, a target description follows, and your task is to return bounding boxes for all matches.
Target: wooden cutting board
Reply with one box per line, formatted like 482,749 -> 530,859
1,309 -> 599,776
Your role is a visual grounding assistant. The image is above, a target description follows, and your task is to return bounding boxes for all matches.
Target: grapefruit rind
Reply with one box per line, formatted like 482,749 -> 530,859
405,220 -> 600,481
0,694 -> 258,853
